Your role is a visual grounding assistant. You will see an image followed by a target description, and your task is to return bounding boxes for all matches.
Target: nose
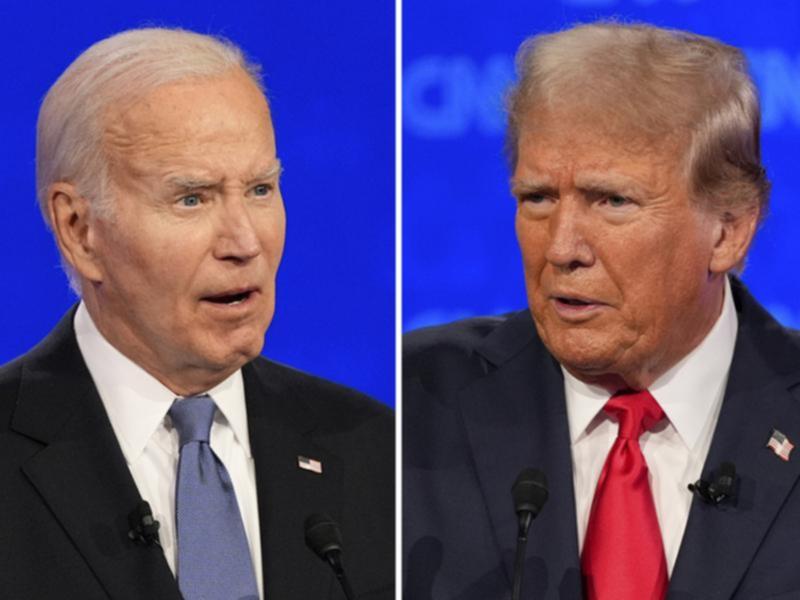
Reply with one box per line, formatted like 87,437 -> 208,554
213,198 -> 262,263
545,200 -> 594,270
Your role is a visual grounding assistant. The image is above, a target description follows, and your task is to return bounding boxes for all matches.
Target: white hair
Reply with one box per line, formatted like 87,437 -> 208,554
36,27 -> 264,290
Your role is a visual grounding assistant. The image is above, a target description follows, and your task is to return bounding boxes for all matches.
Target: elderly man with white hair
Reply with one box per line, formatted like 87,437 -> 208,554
404,22 -> 800,600
0,28 -> 393,600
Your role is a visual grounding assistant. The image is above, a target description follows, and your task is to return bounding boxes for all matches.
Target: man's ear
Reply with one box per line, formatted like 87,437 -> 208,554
708,206 -> 759,274
48,182 -> 104,283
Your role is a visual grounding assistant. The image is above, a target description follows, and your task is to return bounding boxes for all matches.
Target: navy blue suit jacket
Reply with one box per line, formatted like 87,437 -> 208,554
0,309 -> 394,599
404,279 -> 800,599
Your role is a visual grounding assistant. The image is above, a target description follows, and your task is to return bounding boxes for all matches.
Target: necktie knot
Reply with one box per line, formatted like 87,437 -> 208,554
604,389 -> 664,440
169,395 -> 216,446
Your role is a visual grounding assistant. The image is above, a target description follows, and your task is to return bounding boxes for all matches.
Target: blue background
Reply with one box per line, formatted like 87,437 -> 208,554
404,0 -> 800,332
0,1 -> 395,405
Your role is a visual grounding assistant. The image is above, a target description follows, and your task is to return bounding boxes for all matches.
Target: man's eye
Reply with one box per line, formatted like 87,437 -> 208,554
180,194 -> 201,207
520,192 -> 548,204
252,184 -> 272,196
605,195 -> 629,208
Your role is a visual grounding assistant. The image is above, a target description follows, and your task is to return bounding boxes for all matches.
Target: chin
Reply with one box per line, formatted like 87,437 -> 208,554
201,329 -> 267,371
540,329 -> 620,373
554,348 -> 614,373
557,357 -> 628,391
229,335 -> 266,364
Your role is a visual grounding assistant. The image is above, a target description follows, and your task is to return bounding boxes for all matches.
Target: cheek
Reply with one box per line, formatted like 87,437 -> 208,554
604,237 -> 707,332
602,246 -> 669,326
107,228 -> 197,296
95,228 -> 148,284
597,219 -> 678,284
516,218 -> 548,273
259,209 -> 286,266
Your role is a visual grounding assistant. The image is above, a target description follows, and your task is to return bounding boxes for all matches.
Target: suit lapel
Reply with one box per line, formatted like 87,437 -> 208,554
244,361 -> 344,600
670,285 -> 800,599
458,311 -> 583,599
11,311 -> 180,600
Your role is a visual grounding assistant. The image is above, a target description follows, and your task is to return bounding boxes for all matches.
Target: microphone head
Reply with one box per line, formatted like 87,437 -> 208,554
512,468 -> 549,518
304,513 -> 343,559
127,500 -> 160,545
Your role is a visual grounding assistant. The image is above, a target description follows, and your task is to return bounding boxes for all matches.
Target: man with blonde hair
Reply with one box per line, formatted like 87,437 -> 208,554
1,28 -> 393,599
405,22 -> 799,599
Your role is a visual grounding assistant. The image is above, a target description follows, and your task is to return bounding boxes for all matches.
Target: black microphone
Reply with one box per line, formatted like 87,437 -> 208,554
511,468 -> 549,600
304,513 -> 355,600
127,500 -> 161,547
688,462 -> 736,506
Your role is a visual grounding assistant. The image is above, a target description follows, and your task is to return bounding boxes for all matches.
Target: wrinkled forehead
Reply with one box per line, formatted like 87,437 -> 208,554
102,69 -> 273,149
100,70 -> 276,182
519,104 -> 686,163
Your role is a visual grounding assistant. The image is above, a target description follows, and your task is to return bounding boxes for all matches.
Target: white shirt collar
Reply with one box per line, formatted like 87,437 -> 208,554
563,277 -> 738,450
73,302 -> 252,463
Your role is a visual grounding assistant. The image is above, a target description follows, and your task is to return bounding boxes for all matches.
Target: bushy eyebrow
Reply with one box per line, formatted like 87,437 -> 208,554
247,160 -> 283,185
574,171 -> 646,197
510,170 -> 650,198
165,159 -> 283,192
165,177 -> 216,192
510,175 -> 557,198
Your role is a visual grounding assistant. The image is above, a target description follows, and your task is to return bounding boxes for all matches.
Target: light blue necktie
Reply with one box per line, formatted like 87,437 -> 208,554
170,395 -> 259,600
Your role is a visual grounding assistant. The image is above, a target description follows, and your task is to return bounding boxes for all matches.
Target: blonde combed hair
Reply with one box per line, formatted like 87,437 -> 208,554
506,22 -> 770,220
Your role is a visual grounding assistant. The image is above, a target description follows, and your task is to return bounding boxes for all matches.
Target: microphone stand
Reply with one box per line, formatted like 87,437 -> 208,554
512,512 -> 533,600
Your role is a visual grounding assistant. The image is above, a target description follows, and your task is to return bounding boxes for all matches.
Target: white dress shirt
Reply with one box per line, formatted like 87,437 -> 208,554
74,303 -> 263,598
564,278 -> 738,574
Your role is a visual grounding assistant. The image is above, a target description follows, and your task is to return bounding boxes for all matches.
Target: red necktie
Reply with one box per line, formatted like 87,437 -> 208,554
581,389 -> 668,600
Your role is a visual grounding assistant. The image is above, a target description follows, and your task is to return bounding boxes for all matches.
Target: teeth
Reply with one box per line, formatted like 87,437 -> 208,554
227,298 -> 244,305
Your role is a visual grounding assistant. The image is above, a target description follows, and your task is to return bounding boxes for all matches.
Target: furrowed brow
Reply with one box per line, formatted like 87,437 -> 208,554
165,176 -> 221,192
250,160 -> 283,182
574,172 -> 645,197
510,175 -> 557,197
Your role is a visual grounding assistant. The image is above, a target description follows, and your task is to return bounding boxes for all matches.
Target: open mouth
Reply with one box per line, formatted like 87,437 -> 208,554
556,297 -> 594,306
202,290 -> 255,306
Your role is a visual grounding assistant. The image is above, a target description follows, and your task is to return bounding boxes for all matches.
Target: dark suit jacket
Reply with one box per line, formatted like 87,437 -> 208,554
0,310 -> 394,600
404,279 -> 800,599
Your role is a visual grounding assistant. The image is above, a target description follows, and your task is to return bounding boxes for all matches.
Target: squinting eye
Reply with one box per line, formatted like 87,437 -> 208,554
180,194 -> 201,207
253,184 -> 272,196
520,193 -> 548,204
606,195 -> 629,208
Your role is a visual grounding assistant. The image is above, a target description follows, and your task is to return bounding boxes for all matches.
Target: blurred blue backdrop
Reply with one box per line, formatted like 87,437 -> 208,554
403,0 -> 800,332
0,1 -> 394,405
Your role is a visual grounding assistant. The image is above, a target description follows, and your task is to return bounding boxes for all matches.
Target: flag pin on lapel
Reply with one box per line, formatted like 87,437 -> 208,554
298,455 -> 323,474
767,429 -> 794,461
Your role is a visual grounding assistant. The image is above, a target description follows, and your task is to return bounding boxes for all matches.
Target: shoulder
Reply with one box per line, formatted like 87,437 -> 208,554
245,356 -> 393,432
404,314 -> 513,360
0,353 -> 25,387
0,336 -> 48,392
0,356 -> 25,429
1,309 -> 78,380
0,311 -> 79,430
404,310 -> 535,396
731,277 -> 800,370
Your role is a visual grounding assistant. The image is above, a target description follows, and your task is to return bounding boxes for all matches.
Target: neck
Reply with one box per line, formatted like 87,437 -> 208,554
80,293 -> 236,397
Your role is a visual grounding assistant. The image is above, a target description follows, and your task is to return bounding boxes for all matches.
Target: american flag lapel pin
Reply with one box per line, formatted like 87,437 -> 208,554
767,429 -> 794,461
297,455 -> 323,474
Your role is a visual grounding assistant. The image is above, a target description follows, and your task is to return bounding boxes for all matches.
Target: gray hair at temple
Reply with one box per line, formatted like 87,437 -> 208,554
505,22 -> 770,220
36,27 -> 264,228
